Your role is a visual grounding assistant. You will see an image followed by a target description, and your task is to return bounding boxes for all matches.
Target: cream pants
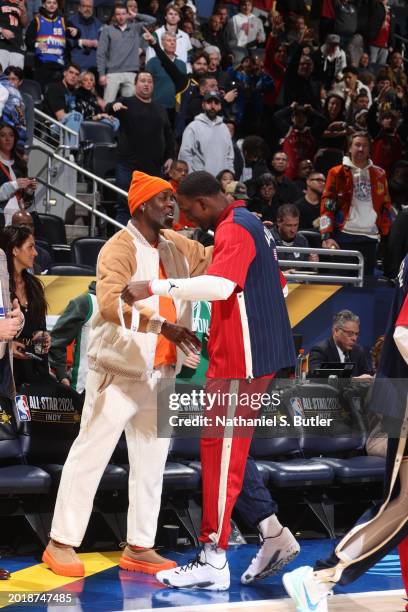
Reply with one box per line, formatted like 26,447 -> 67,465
50,367 -> 172,548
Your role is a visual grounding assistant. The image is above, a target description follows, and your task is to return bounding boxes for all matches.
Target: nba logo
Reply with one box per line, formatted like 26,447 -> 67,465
290,397 -> 304,418
15,395 -> 31,422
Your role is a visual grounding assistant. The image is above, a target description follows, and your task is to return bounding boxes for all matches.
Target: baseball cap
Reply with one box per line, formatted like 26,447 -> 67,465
326,34 -> 340,45
225,181 -> 250,200
203,91 -> 222,102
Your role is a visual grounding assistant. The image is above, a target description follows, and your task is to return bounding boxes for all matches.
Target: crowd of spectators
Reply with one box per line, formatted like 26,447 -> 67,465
0,0 -> 407,278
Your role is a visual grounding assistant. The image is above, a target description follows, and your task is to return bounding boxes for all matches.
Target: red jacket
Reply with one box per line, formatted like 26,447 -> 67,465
320,160 -> 392,240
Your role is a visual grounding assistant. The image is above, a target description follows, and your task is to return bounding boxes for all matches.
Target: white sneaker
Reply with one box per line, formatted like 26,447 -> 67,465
282,565 -> 333,612
241,527 -> 300,584
155,548 -> 230,591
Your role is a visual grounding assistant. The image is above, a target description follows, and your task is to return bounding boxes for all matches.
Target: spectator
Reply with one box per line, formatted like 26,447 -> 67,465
223,179 -> 248,205
25,0 -> 80,90
333,0 -> 358,50
68,0 -> 102,72
270,151 -> 300,206
145,4 -> 191,64
11,209 -> 51,273
145,0 -> 164,24
75,70 -> 119,131
386,51 -> 407,89
3,65 -> 23,89
293,158 -> 314,197
42,63 -> 82,145
286,15 -> 309,46
0,66 -> 26,146
308,309 -> 371,376
249,172 -> 277,221
96,3 -> 156,104
179,91 -> 234,175
48,280 -> 97,390
283,46 -> 321,109
105,71 -> 174,224
201,13 -> 230,58
167,159 -> 196,229
143,29 -> 209,137
296,170 -> 325,230
334,65 -> 372,110
388,160 -> 408,214
274,102 -> 326,180
239,134 -> 269,190
205,45 -> 231,91
216,168 -> 235,193
0,0 -> 28,70
313,33 -> 347,91
319,91 -> 347,149
320,131 -> 392,275
146,31 -> 187,124
271,203 -> 319,269
226,0 -> 265,61
367,104 -> 403,177
358,51 -> 370,73
367,0 -> 395,67
0,225 -> 51,386
0,124 -> 36,226
263,26 -> 288,111
184,76 -> 218,126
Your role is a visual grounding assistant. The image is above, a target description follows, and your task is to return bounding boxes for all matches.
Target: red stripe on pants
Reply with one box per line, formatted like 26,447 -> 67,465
199,377 -> 273,550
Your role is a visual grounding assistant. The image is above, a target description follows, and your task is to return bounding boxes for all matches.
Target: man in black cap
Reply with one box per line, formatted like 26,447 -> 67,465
179,91 -> 234,176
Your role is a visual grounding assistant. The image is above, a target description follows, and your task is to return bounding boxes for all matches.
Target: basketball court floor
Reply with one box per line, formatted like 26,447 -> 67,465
0,540 -> 405,611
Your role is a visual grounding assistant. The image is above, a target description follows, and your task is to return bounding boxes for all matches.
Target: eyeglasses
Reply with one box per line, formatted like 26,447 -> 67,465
339,328 -> 359,338
310,178 -> 325,183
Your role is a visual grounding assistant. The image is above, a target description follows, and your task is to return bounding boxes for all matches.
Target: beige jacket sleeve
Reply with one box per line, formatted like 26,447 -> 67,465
96,232 -> 162,333
162,229 -> 213,276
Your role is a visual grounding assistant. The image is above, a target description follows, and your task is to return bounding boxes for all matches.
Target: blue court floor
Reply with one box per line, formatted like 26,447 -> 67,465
0,540 -> 404,611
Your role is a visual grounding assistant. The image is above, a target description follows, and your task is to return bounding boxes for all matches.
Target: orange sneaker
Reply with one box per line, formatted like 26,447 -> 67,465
42,540 -> 85,577
119,545 -> 177,575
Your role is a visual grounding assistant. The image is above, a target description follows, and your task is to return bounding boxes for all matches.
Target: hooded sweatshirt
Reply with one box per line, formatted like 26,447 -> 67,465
179,112 -> 234,175
341,156 -> 379,237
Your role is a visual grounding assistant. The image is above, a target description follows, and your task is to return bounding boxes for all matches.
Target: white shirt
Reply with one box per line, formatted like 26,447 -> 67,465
342,156 -> 379,239
0,157 -> 19,226
145,26 -> 192,63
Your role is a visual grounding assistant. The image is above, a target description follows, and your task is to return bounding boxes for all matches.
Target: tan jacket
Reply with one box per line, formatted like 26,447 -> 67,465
87,222 -> 212,379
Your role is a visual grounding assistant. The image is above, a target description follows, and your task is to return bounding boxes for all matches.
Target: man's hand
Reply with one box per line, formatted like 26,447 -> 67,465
183,350 -> 201,369
1,28 -> 15,40
322,238 -> 339,249
309,253 -> 319,262
16,178 -> 33,190
143,26 -> 156,45
0,317 -> 20,341
60,377 -> 71,386
161,321 -> 201,355
163,158 -> 173,175
122,281 -> 151,304
99,75 -> 107,87
112,102 -> 128,112
67,27 -> 78,37
223,88 -> 238,103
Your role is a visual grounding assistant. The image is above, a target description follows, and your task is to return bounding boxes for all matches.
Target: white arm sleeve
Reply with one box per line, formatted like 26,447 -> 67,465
150,275 -> 236,301
394,325 -> 408,365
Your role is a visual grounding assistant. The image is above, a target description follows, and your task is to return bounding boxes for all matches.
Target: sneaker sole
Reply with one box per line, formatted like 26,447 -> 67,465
42,550 -> 85,578
242,548 -> 300,584
159,578 -> 230,591
119,556 -> 177,575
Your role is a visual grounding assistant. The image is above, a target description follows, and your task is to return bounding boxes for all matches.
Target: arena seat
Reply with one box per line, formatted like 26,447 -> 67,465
20,79 -> 43,105
49,264 -> 95,276
0,395 -> 51,544
79,121 -> 115,145
71,237 -> 106,271
16,381 -> 129,543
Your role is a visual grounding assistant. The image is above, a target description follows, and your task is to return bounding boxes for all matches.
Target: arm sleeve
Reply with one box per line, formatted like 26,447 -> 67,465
48,294 -> 90,380
320,168 -> 337,240
0,181 -> 18,207
97,237 -> 163,333
96,27 -> 108,75
178,124 -> 195,170
0,84 -> 9,116
152,42 -> 188,93
206,222 -> 256,290
136,12 -> 156,27
161,229 -> 213,276
150,275 -> 236,301
394,326 -> 408,365
25,19 -> 38,50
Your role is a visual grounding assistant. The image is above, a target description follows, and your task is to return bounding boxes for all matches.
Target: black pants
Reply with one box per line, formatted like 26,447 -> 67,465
335,233 -> 378,277
235,456 -> 278,528
35,61 -> 64,92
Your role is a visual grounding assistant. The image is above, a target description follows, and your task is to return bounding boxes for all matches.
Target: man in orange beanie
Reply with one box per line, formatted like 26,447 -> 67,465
43,171 -> 212,578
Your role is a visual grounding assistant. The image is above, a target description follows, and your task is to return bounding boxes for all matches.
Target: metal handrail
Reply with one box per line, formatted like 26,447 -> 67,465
27,142 -> 128,235
34,108 -> 78,137
276,246 -> 364,287
35,176 -> 125,231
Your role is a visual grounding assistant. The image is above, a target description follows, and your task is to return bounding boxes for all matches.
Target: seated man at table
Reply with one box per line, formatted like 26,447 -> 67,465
308,309 -> 372,377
